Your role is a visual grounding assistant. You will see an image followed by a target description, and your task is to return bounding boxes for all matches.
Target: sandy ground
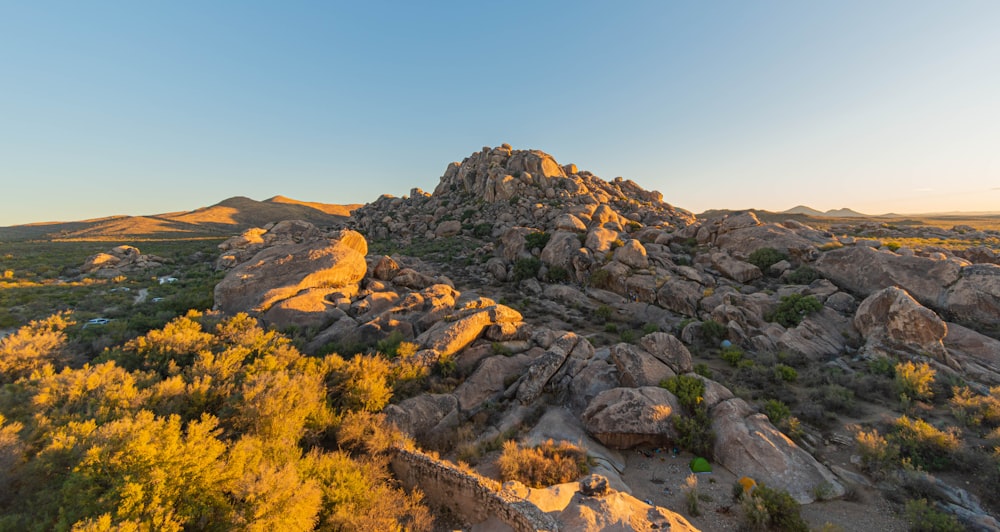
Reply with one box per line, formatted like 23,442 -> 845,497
620,447 -> 909,532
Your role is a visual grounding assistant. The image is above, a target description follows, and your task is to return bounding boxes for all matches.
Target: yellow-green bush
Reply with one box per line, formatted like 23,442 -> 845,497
496,439 -> 590,488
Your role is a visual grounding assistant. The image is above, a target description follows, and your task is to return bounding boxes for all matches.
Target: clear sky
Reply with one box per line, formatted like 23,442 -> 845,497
2,1 -> 999,226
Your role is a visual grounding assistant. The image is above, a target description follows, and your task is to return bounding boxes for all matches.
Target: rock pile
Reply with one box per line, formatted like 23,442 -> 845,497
80,245 -> 169,278
209,144 -> 1000,529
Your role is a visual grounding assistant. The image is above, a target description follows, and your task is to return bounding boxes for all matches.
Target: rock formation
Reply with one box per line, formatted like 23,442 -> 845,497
207,145 -> 1000,530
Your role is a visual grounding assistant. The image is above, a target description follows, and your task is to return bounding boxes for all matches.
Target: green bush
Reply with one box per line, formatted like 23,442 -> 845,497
524,232 -> 551,251
721,346 -> 744,367
594,305 -> 613,323
641,323 -> 659,335
701,320 -> 727,343
869,357 -> 896,377
767,294 -> 822,327
855,428 -> 899,479
786,266 -> 819,285
741,484 -> 808,532
472,223 -> 493,238
904,499 -> 963,532
513,258 -> 542,281
672,408 -> 715,460
589,268 -> 613,289
546,266 -> 569,283
774,364 -> 798,382
661,374 -> 706,412
693,363 -> 713,378
748,247 -> 788,272
763,399 -> 791,425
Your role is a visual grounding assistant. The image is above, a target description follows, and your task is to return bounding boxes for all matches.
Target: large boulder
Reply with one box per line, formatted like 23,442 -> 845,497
415,303 -> 522,359
516,332 -> 581,404
453,354 -> 533,413
711,397 -> 845,504
944,323 -> 1000,386
613,240 -> 649,269
854,287 -> 951,363
656,278 -> 703,317
710,253 -> 762,283
383,394 -> 458,442
639,332 -> 694,374
214,229 -> 368,314
582,386 -> 681,449
943,264 -> 1000,329
815,246 -> 965,309
609,343 -> 675,387
541,231 -> 584,270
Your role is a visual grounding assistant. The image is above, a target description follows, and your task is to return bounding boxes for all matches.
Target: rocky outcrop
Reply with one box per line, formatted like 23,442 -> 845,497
390,447 -> 557,532
81,245 -> 168,278
582,387 -> 681,449
711,397 -> 845,504
854,287 -> 951,363
213,228 -> 368,319
943,264 -> 1000,329
415,302 -> 522,359
516,476 -> 698,532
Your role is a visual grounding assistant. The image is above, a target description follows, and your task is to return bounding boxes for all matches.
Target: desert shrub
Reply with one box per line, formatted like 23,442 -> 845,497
513,258 -> 542,281
868,357 -> 896,377
693,363 -> 712,378
855,428 -> 899,479
594,305 -> 613,323
701,320 -> 727,343
740,484 -> 808,532
892,415 -> 960,471
472,223 -> 492,238
546,266 -> 569,283
604,323 -> 618,333
496,439 -> 590,488
610,238 -> 624,250
661,374 -> 705,412
763,399 -> 791,425
895,361 -> 935,402
774,364 -> 798,382
949,386 -> 1000,427
767,294 -> 822,328
491,342 -> 513,357
904,498 -> 963,532
661,375 -> 714,458
748,247 -> 788,272
589,268 -> 613,289
619,329 -> 637,343
884,242 -> 902,252
721,346 -> 744,367
672,408 -> 715,460
336,354 -> 393,412
641,322 -> 659,335
809,384 -> 855,414
524,232 -> 551,251
684,474 -> 701,516
786,266 -> 819,285
625,221 -> 642,232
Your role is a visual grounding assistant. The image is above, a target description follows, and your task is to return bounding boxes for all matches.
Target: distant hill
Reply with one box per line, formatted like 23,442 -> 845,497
0,196 -> 360,241
784,205 -> 869,217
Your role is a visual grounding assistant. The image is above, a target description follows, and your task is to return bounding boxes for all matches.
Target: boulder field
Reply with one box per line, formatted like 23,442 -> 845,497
211,145 -> 1000,530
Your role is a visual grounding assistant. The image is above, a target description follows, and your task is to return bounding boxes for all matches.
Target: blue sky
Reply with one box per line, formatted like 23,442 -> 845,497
2,1 -> 998,226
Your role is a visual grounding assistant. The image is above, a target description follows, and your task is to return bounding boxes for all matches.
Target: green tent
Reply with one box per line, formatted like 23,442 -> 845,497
689,456 -> 712,473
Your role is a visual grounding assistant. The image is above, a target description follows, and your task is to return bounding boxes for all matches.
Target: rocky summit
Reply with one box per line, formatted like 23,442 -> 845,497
211,145 -> 1000,531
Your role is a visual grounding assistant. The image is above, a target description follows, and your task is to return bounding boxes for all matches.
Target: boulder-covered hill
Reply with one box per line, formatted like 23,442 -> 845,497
211,144 -> 1000,531
0,195 -> 359,241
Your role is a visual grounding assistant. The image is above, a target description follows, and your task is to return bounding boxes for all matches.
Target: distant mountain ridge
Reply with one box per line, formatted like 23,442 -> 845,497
783,205 -> 869,217
0,196 -> 360,241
